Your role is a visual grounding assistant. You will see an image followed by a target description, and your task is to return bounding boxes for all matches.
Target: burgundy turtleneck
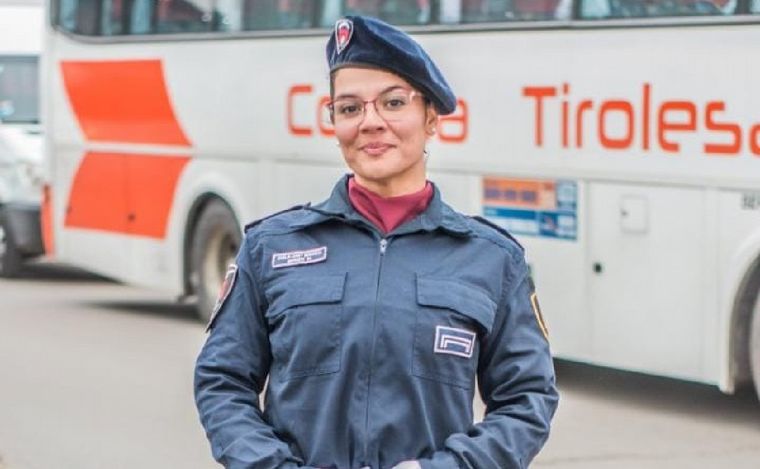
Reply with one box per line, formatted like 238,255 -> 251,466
347,177 -> 433,234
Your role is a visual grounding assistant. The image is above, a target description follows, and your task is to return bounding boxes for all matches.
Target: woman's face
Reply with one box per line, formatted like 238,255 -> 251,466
332,67 -> 438,196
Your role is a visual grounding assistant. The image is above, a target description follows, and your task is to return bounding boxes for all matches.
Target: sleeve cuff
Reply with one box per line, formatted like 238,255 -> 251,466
419,451 -> 461,469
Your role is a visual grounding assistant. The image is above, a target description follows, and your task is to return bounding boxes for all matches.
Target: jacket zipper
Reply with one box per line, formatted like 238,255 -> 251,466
364,236 -> 388,466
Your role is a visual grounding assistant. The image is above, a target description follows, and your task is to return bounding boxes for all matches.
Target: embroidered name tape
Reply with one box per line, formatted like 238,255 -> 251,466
272,246 -> 328,269
434,326 -> 476,358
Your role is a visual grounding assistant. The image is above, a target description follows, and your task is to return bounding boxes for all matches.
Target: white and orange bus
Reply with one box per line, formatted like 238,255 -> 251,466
43,0 -> 760,400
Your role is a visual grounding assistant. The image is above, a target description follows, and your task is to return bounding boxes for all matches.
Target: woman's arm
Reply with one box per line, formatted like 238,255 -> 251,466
194,237 -> 314,469
418,254 -> 559,469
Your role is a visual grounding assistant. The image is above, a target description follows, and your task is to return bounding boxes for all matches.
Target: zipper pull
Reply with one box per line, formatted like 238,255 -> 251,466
379,238 -> 388,254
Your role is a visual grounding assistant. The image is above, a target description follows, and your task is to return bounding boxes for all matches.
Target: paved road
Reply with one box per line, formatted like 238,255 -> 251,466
534,363 -> 760,468
0,262 -> 216,469
1,262 -> 759,469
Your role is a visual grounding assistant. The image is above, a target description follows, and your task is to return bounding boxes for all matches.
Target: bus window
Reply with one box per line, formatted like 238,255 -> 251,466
58,0 -> 102,35
752,0 -> 760,12
327,0 -> 422,26
155,0 -> 215,33
318,0 -> 342,27
215,0 -> 244,31
460,0 -> 562,23
98,0 -> 152,35
0,56 -> 39,124
461,0 -> 507,22
130,0 -> 154,34
344,0 -> 381,18
242,0 -> 316,30
378,0 -> 431,24
578,0 -> 736,19
512,0 -> 561,20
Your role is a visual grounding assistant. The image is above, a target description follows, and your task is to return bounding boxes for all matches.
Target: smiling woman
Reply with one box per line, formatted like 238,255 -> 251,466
194,14 -> 558,469
331,68 -> 435,197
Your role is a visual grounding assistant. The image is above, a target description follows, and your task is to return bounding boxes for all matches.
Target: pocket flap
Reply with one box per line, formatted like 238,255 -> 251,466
267,273 -> 346,316
416,276 -> 496,333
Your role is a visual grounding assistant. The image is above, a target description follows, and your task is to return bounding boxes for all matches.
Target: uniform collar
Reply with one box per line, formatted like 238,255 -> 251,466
290,174 -> 472,237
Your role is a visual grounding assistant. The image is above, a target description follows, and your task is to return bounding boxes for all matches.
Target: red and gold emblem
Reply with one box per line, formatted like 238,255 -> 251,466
335,18 -> 353,55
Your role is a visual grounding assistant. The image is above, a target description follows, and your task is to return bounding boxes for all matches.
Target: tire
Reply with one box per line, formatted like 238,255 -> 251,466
0,211 -> 23,278
190,199 -> 241,323
751,302 -> 760,403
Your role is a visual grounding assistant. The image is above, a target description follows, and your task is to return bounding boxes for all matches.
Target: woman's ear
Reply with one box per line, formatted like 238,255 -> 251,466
425,106 -> 439,137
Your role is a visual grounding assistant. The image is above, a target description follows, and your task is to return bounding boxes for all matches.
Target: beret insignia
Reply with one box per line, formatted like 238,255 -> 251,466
335,18 -> 353,55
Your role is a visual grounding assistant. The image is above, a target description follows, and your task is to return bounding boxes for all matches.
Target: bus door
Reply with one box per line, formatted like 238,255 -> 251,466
588,183 -> 708,380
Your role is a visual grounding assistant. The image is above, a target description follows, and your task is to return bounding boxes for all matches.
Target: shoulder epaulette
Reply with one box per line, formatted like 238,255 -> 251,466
244,203 -> 310,232
470,216 -> 524,251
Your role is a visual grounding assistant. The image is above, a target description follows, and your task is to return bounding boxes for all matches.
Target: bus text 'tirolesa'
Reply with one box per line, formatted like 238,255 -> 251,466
522,83 -> 760,156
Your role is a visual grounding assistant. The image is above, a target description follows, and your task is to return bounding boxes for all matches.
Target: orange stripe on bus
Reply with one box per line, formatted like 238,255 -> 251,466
60,60 -> 191,146
65,152 -> 190,239
41,184 -> 55,255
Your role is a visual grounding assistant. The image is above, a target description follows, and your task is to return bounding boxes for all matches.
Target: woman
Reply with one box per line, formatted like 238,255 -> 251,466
195,15 -> 558,469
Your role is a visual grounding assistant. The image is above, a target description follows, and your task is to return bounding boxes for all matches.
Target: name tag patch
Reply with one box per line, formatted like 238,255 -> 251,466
272,246 -> 327,269
434,326 -> 476,358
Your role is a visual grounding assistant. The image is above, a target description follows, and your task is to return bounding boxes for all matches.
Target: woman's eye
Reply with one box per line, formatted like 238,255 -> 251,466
383,97 -> 408,110
337,103 -> 361,115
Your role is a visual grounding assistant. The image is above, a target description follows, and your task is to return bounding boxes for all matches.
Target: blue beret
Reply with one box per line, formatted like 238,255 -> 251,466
326,15 -> 457,115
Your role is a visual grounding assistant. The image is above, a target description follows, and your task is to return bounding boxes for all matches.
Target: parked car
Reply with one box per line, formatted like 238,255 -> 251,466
0,122 -> 44,276
0,0 -> 44,276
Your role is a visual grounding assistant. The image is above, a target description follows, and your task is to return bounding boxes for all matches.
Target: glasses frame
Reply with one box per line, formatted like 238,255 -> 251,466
327,88 -> 422,127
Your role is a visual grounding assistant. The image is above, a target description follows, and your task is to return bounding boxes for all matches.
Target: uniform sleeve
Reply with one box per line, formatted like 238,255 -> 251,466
194,236 -> 317,469
419,254 -> 559,469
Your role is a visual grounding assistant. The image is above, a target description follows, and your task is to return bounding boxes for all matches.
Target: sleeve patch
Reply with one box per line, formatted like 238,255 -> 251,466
205,264 -> 238,332
530,292 -> 549,341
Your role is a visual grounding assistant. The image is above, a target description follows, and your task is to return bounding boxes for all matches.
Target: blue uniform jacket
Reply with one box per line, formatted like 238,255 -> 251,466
194,175 -> 558,469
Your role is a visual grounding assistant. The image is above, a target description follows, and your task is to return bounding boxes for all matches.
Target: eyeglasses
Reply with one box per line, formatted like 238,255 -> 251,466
327,88 -> 422,127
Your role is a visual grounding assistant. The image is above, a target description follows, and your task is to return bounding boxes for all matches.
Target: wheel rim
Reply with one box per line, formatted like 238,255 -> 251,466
201,226 -> 237,304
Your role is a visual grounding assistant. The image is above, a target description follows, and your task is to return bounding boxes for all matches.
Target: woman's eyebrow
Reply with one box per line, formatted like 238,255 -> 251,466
333,85 -> 406,100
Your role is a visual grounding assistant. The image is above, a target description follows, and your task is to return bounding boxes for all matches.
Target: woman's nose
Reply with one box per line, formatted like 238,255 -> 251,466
358,102 -> 386,131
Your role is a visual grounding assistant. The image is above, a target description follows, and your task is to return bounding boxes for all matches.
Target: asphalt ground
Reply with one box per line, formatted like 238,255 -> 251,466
1,261 -> 759,469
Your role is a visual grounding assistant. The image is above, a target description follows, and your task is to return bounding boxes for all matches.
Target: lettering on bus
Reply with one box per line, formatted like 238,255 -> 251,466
287,84 -> 468,143
522,83 -> 760,157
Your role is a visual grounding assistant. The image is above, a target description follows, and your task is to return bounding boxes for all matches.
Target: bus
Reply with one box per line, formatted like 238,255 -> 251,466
0,0 -> 44,276
43,0 -> 760,401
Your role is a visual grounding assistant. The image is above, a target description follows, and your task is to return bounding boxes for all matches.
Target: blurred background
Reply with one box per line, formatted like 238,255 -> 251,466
1,0 -> 759,468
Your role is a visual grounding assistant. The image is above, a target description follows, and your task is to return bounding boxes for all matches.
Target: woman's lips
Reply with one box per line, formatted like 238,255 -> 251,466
360,143 -> 393,156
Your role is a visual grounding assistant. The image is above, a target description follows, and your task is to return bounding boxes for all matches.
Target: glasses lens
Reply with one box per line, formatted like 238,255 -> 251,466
331,99 -> 363,123
379,91 -> 411,111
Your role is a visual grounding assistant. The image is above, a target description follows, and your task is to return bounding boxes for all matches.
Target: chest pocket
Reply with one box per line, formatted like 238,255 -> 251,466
265,273 -> 346,381
413,276 -> 496,389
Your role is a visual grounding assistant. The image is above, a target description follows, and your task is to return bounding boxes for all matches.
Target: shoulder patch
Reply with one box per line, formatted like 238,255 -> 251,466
528,276 -> 549,341
470,216 -> 524,251
244,203 -> 310,232
206,264 -> 238,332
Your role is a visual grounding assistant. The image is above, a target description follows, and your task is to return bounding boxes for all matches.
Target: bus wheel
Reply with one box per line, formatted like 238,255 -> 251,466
0,211 -> 23,278
752,303 -> 760,403
190,200 -> 241,323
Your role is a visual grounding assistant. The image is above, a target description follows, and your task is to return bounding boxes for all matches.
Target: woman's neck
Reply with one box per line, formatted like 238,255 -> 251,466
352,174 -> 427,198
347,176 -> 433,234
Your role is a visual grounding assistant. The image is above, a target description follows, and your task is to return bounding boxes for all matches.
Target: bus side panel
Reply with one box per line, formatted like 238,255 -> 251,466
588,183 -> 708,381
